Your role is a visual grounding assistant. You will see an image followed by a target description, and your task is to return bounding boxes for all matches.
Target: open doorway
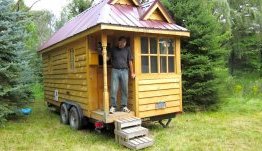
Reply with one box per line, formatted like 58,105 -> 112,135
96,34 -> 135,112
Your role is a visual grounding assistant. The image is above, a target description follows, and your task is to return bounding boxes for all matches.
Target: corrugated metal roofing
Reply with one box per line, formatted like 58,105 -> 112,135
39,0 -> 188,51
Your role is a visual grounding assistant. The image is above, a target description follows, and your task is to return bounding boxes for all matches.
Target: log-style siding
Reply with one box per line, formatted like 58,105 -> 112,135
42,38 -> 88,115
137,77 -> 182,118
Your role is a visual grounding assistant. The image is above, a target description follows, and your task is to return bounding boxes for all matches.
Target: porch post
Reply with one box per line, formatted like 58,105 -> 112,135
101,32 -> 109,115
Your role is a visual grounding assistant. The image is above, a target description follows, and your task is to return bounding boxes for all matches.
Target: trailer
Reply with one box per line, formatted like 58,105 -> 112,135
39,0 -> 190,149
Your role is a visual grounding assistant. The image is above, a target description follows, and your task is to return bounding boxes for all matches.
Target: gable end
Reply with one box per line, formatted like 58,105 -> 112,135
109,0 -> 139,6
141,0 -> 174,23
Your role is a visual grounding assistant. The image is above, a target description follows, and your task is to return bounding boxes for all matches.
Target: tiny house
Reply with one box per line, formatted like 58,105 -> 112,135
39,0 -> 189,149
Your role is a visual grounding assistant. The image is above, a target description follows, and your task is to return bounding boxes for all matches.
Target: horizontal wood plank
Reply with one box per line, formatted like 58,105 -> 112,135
52,53 -> 67,61
138,89 -> 180,98
43,73 -> 87,79
139,101 -> 180,111
75,54 -> 86,62
138,83 -> 179,91
51,49 -> 66,57
52,59 -> 67,66
45,88 -> 88,97
139,106 -> 181,118
44,79 -> 87,85
138,78 -> 180,85
45,93 -> 88,104
75,47 -> 86,56
139,94 -> 180,105
44,83 -> 88,91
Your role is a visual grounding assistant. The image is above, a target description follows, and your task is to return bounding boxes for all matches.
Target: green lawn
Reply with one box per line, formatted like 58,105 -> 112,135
0,96 -> 261,151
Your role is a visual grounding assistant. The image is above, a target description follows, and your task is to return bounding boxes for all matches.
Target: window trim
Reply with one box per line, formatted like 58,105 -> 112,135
47,54 -> 52,73
140,36 -> 176,74
68,48 -> 75,72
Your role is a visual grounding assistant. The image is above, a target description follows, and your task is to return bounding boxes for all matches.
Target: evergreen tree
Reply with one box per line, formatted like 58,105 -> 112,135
0,0 -> 32,124
213,0 -> 262,75
163,0 -> 223,110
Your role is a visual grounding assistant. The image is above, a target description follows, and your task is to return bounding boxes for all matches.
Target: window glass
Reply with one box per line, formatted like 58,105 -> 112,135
159,38 -> 168,54
168,57 -> 175,72
150,38 -> 157,54
141,37 -> 148,54
160,56 -> 167,73
141,56 -> 149,73
168,39 -> 174,54
150,56 -> 158,73
141,37 -> 176,74
69,49 -> 75,70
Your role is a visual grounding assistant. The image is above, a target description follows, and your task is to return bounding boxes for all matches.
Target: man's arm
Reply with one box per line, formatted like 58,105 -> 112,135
129,60 -> 136,79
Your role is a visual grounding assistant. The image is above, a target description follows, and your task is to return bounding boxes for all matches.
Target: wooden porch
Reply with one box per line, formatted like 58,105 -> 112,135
91,110 -> 135,123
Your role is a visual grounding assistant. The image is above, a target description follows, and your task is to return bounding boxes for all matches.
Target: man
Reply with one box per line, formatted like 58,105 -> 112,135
109,36 -> 136,114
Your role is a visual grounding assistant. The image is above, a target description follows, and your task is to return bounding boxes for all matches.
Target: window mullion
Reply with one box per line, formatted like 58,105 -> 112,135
166,50 -> 169,73
148,38 -> 151,73
157,37 -> 160,73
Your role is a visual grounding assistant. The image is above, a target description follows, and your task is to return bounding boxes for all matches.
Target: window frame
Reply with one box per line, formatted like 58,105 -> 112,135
47,54 -> 52,73
68,48 -> 75,72
140,36 -> 176,74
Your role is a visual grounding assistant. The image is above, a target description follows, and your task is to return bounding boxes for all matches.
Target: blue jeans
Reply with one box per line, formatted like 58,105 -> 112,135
110,68 -> 128,107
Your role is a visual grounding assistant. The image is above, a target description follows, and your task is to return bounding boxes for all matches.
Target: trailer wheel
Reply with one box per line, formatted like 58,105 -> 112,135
69,106 -> 81,130
60,103 -> 69,124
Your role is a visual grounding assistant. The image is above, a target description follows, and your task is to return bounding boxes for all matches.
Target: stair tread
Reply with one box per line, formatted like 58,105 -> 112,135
120,136 -> 154,150
115,117 -> 141,123
122,126 -> 147,134
115,126 -> 148,139
115,117 -> 142,129
114,117 -> 154,150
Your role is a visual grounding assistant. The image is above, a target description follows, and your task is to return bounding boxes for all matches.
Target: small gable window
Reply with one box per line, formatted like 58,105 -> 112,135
141,37 -> 175,74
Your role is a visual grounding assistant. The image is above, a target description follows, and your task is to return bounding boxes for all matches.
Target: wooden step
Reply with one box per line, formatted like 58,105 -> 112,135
115,117 -> 141,130
119,136 -> 154,150
114,117 -> 154,150
114,126 -> 148,139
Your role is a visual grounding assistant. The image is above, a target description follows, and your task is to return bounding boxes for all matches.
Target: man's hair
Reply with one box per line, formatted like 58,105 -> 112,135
118,36 -> 127,42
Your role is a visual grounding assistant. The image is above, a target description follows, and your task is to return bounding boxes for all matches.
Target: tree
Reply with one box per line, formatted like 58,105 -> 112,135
163,0 -> 223,111
55,0 -> 93,30
213,0 -> 262,75
0,0 -> 33,124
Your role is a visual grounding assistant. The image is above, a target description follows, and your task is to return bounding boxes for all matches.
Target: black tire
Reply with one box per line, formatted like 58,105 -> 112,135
60,103 -> 69,124
69,106 -> 82,130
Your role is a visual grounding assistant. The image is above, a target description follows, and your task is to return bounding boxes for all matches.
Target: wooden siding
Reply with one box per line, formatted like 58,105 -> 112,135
42,38 -> 88,115
148,8 -> 166,22
137,76 -> 182,118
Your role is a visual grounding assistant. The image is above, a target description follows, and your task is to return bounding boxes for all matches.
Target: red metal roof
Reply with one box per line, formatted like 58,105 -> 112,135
39,0 -> 188,51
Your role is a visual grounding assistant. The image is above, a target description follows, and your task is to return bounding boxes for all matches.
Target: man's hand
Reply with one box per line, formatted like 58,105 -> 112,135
131,73 -> 136,79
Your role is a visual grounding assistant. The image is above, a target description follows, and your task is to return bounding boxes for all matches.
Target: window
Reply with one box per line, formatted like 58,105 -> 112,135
47,54 -> 52,73
69,48 -> 75,71
141,37 -> 175,73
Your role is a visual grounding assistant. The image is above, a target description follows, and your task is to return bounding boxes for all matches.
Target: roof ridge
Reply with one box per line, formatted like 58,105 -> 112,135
141,0 -> 155,7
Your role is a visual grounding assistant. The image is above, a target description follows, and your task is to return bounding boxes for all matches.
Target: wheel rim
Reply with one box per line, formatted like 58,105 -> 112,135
61,107 -> 66,122
60,104 -> 69,124
70,108 -> 78,129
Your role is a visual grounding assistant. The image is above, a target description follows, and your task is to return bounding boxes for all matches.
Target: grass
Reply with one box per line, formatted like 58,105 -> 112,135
0,78 -> 261,151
